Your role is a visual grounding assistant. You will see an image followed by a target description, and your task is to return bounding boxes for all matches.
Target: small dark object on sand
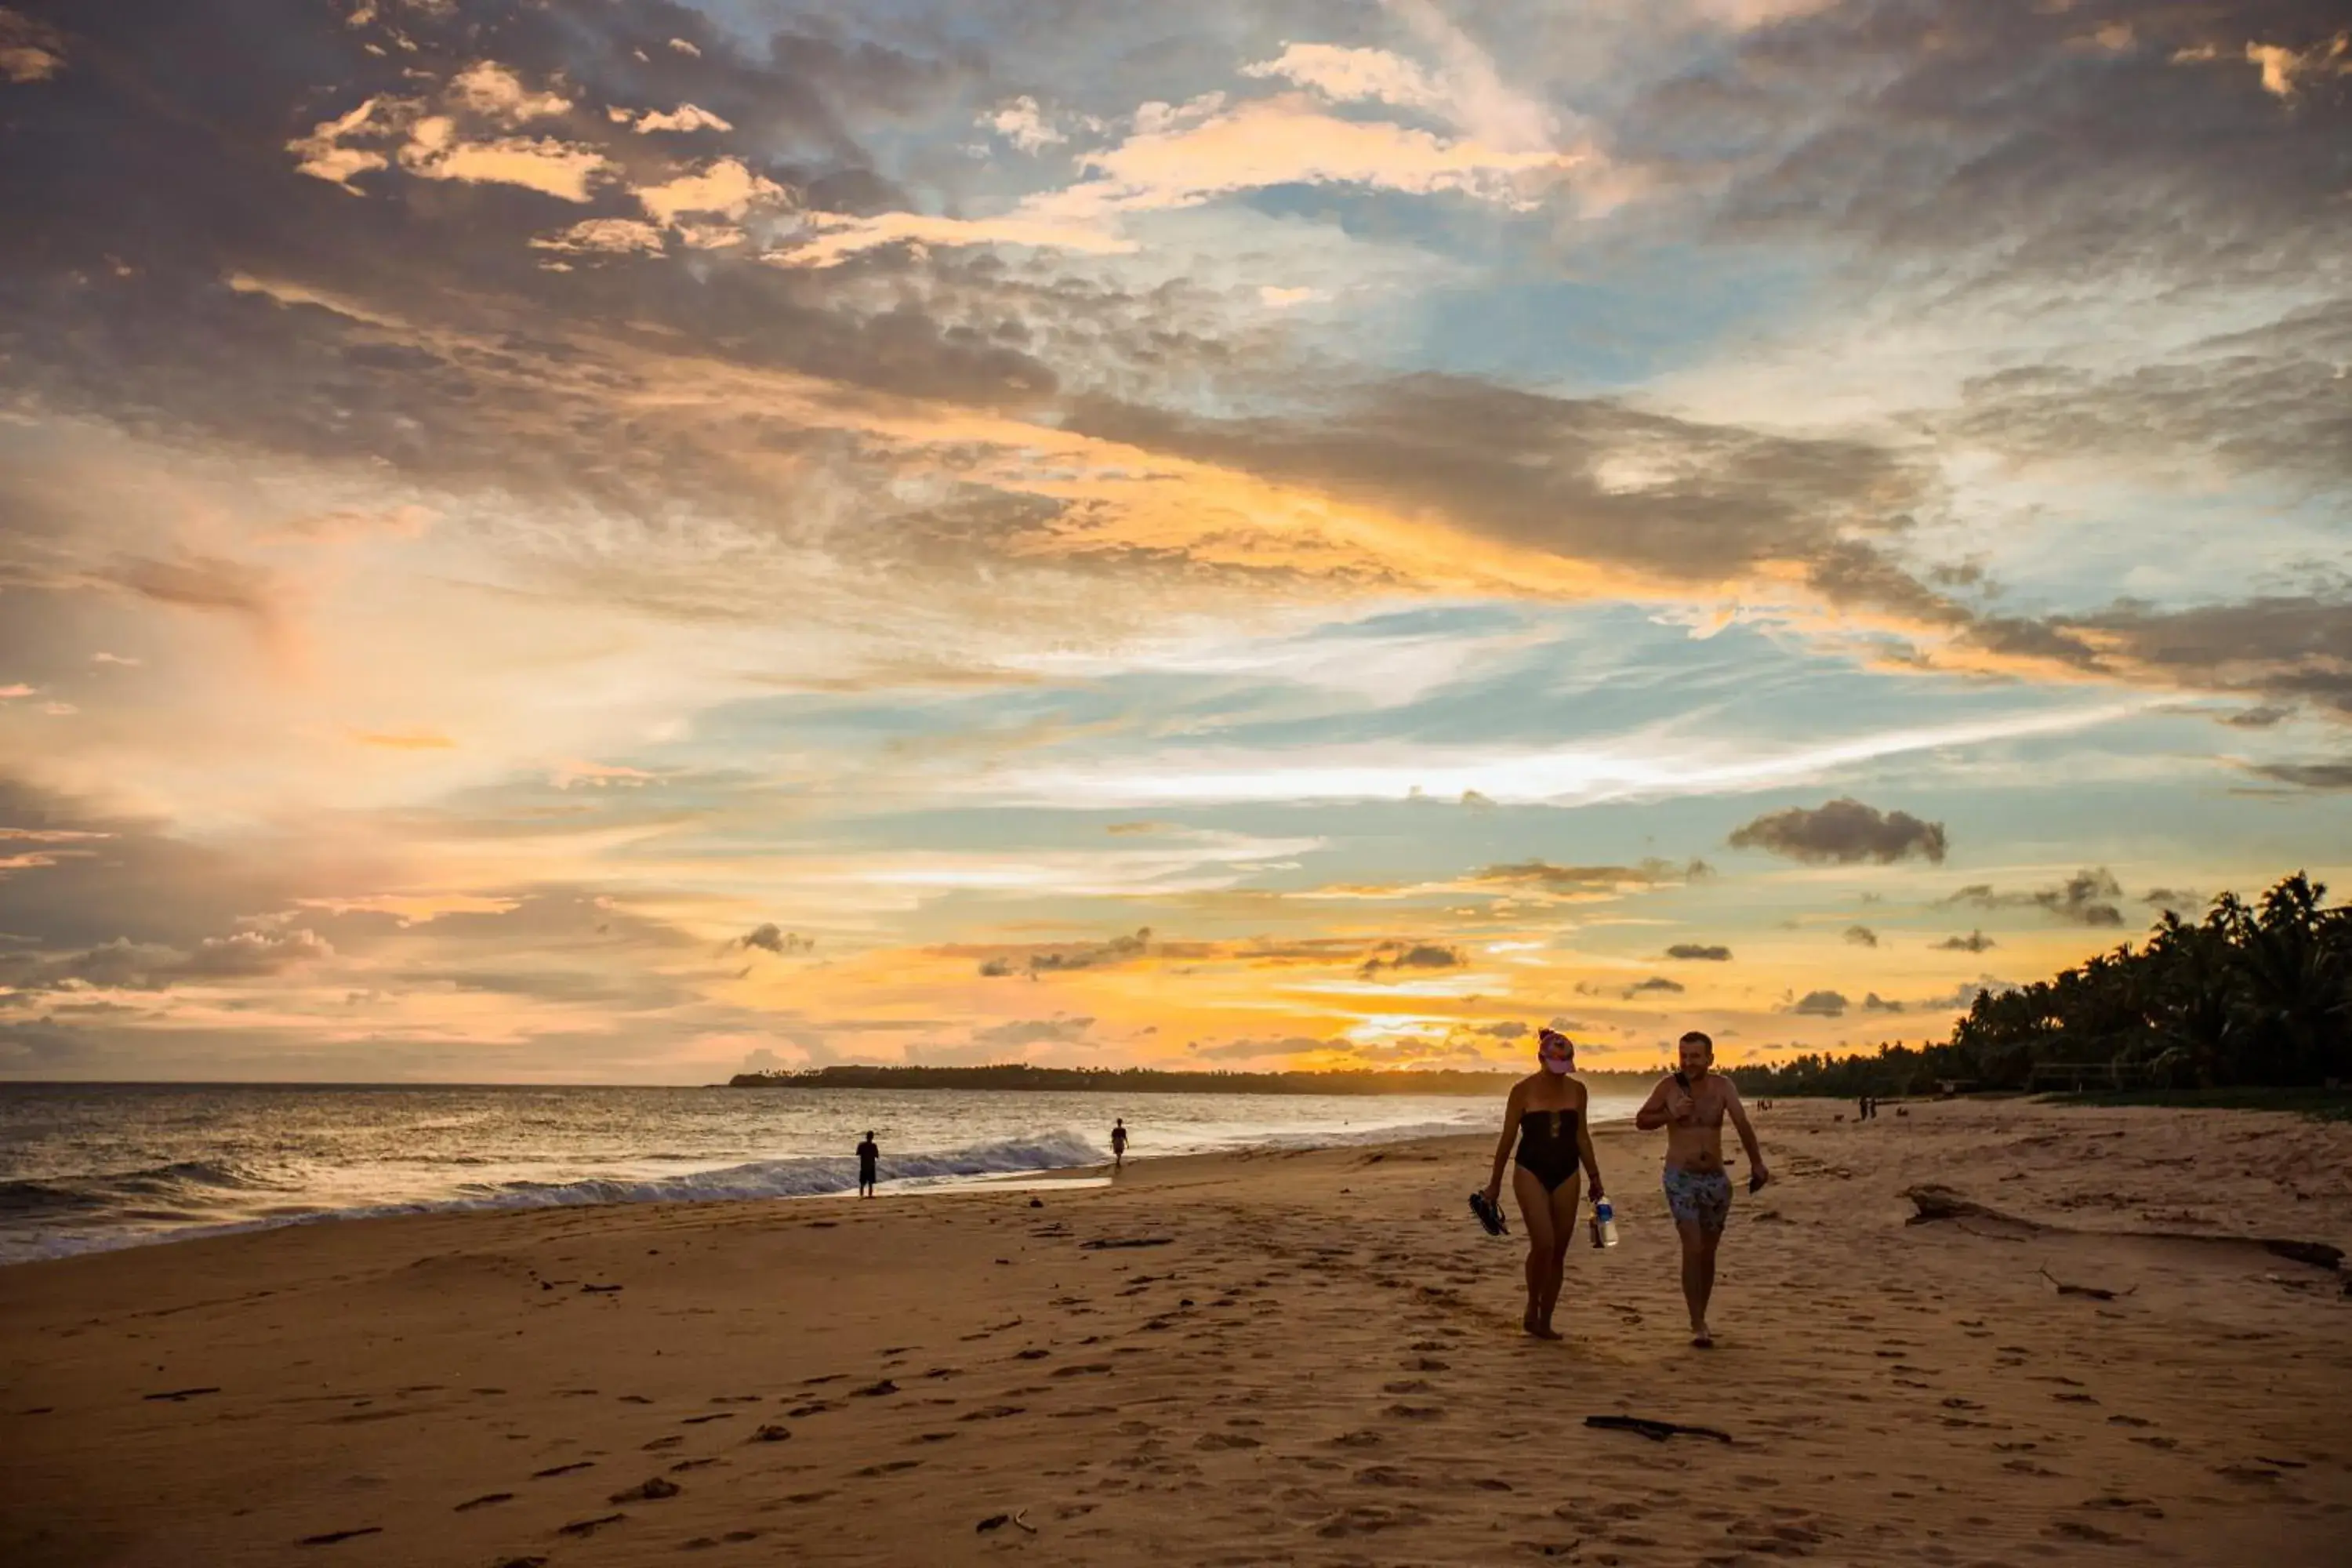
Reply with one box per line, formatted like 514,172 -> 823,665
144,1387 -> 221,1402
1080,1237 -> 1173,1250
977,1515 -> 1011,1534
609,1477 -> 680,1503
1584,1414 -> 1733,1444
1029,1197 -> 1044,1207
581,1283 -> 622,1294
297,1526 -> 383,1545
1468,1191 -> 1508,1236
2038,1268 -> 2138,1302
751,1424 -> 791,1443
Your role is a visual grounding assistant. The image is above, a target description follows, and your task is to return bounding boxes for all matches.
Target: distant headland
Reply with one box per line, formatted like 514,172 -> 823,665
728,1063 -> 1660,1094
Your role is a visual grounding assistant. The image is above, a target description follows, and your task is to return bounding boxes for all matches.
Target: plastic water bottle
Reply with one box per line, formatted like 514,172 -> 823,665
1590,1196 -> 1617,1248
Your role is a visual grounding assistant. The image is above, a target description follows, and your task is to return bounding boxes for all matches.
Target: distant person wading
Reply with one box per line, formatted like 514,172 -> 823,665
1482,1028 -> 1605,1339
1110,1118 -> 1128,1171
856,1131 -> 880,1198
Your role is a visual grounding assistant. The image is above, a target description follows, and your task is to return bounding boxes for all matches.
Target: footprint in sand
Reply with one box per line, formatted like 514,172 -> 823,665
556,1513 -> 626,1537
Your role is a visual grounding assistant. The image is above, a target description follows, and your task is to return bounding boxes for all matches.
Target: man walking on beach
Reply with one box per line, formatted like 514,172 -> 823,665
1635,1031 -> 1769,1348
855,1131 -> 880,1198
1110,1119 -> 1128,1171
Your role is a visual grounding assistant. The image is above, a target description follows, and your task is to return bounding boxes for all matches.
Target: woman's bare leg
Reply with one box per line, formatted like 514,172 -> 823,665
1539,1177 -> 1581,1330
1510,1166 -> 1562,1338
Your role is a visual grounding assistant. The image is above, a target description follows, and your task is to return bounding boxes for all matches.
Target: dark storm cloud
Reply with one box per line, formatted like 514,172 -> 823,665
2248,760 -> 2352,789
739,923 -> 814,954
1664,943 -> 1732,961
0,775 -> 299,949
1467,858 -> 1712,895
1635,0 -> 2352,292
978,927 -> 1152,978
1941,301 -> 2352,492
0,0 -> 1059,503
1942,869 -> 2125,928
1063,378 -> 1940,612
1357,942 -> 1465,980
1969,596 -> 2352,720
1727,798 -> 1947,865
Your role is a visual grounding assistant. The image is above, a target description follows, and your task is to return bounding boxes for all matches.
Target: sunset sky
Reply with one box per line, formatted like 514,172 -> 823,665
2,0 -> 2347,1082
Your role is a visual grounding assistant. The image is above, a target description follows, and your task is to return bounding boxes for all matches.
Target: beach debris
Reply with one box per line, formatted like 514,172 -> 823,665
1903,1186 -> 2020,1225
143,1386 -> 221,1402
1080,1237 -> 1174,1250
2037,1268 -> 2138,1301
1029,1197 -> 1045,1207
608,1477 -> 681,1503
2263,1239 -> 2344,1269
1906,1187 -> 2343,1271
297,1526 -> 383,1545
750,1423 -> 791,1443
977,1514 -> 1010,1533
1584,1414 -> 1733,1444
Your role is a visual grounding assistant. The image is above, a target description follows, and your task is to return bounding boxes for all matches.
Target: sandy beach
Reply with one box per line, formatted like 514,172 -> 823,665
3,1098 -> 2347,1566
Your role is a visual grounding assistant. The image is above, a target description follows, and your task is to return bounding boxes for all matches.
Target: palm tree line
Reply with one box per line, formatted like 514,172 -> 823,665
1729,873 -> 2350,1098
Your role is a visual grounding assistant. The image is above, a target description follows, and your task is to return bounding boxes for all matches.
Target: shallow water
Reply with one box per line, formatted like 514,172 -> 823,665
0,1083 -> 1642,1263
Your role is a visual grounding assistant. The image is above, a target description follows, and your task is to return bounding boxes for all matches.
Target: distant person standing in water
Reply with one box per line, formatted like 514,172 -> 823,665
1481,1028 -> 1605,1340
1110,1119 -> 1128,1171
1635,1031 -> 1769,1348
855,1131 -> 880,1198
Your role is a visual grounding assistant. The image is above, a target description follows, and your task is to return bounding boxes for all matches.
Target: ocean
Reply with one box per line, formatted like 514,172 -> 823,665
0,1083 -> 1646,1265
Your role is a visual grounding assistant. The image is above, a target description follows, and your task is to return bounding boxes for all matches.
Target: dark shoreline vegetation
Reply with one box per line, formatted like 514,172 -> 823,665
1729,873 -> 2349,1101
728,1065 -> 1661,1094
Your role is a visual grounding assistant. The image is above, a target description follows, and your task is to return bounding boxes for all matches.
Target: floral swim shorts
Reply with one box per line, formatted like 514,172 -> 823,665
1663,1167 -> 1733,1232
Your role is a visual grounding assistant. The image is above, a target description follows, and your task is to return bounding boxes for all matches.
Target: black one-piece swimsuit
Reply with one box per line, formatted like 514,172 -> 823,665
1514,1105 -> 1581,1192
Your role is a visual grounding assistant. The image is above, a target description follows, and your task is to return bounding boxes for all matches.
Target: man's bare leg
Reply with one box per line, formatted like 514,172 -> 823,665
1510,1166 -> 1563,1338
1675,1217 -> 1717,1346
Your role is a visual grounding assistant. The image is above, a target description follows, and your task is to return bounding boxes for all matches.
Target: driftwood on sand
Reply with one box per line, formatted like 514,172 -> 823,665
1902,1185 -> 2343,1272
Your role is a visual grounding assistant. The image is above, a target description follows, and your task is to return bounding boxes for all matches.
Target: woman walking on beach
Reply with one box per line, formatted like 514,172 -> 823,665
1482,1028 -> 1605,1338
